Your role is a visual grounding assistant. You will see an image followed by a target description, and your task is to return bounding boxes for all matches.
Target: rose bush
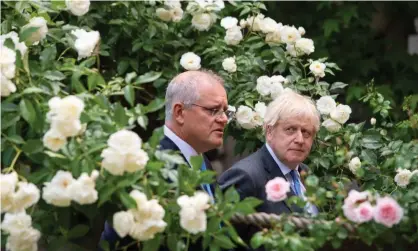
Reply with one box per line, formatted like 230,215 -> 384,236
1,1 -> 417,251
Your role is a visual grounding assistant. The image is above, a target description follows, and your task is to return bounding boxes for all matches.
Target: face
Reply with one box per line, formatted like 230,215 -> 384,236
266,117 -> 316,169
176,77 -> 228,153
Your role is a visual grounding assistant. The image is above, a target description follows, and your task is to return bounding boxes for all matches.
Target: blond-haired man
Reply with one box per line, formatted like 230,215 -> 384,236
218,89 -> 320,215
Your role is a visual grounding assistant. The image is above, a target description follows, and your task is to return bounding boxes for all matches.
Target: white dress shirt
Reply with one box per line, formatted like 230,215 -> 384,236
266,143 -> 318,216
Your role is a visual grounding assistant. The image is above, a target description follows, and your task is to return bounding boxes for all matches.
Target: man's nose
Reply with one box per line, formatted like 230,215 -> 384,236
216,112 -> 228,124
294,130 -> 304,143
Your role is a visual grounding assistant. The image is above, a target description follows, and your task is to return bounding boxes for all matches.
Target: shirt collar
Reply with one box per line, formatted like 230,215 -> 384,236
164,125 -> 198,166
265,143 -> 298,176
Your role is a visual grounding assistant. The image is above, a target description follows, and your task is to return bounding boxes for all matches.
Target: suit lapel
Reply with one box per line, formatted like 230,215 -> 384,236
260,145 -> 304,213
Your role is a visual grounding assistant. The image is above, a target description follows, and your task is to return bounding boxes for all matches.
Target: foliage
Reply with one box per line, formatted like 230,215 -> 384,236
0,1 -> 417,251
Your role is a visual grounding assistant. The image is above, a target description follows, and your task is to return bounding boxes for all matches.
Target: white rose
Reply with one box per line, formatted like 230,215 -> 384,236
370,117 -> 376,125
0,73 -> 16,97
256,76 -> 272,96
254,102 -> 267,119
156,8 -> 172,22
128,192 -> 167,241
101,148 -> 126,176
394,169 -> 412,188
1,171 -> 18,198
235,105 -> 256,129
68,173 -> 98,205
195,0 -> 224,12
22,17 -> 48,45
113,211 -> 134,238
124,149 -> 149,173
129,219 -> 167,241
295,38 -> 315,55
5,227 -> 41,251
222,57 -> 237,73
43,129 -> 67,152
349,157 -> 361,174
177,191 -> 210,234
129,190 -> 148,208
316,96 -> 337,115
322,118 -> 341,133
1,211 -> 32,235
65,0 -> 90,16
239,19 -> 247,28
170,7 -> 184,22
2,62 -> 16,79
13,182 -> 40,212
51,119 -> 82,137
260,17 -> 279,34
0,45 -> 16,65
286,44 -> 298,57
107,129 -> 143,154
224,26 -> 243,45
228,105 -> 236,113
309,61 -> 326,78
164,0 -> 181,8
330,104 -> 352,124
48,95 -> 85,121
270,75 -> 286,84
245,14 -> 265,32
281,25 -> 301,44
270,82 -> 284,99
191,13 -> 213,31
265,31 -> 282,44
180,52 -> 201,70
42,171 -> 75,207
71,29 -> 100,60
298,26 -> 306,36
0,32 -> 27,56
221,16 -> 238,30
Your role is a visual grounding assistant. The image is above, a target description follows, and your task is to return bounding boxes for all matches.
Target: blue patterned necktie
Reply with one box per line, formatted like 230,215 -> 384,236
290,170 -> 302,196
200,161 -> 215,202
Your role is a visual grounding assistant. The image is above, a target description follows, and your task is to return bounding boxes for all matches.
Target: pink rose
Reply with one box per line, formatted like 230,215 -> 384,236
374,197 -> 403,227
265,177 -> 290,202
342,190 -> 371,222
354,202 -> 374,223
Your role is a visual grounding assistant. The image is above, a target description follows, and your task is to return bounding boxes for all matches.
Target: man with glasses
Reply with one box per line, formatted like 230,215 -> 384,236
100,69 -> 233,250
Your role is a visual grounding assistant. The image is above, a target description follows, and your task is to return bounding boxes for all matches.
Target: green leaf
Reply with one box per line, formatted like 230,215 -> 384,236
330,81 -> 348,91
224,186 -> 240,203
1,103 -> 18,112
135,71 -> 162,84
213,235 -> 235,249
87,72 -> 106,91
323,19 -> 340,38
189,155 -> 203,171
305,175 -> 319,187
67,224 -> 90,240
40,46 -> 57,69
144,98 -> 165,113
7,135 -> 25,145
250,232 -> 264,249
19,99 -> 36,126
124,85 -> 135,107
142,235 -> 162,251
19,26 -> 39,42
119,191 -> 137,209
1,113 -> 21,130
361,135 -> 383,149
44,70 -> 66,81
22,87 -> 50,95
113,103 -> 129,127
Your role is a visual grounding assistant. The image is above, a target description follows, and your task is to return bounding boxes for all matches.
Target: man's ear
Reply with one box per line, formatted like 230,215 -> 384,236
172,103 -> 185,125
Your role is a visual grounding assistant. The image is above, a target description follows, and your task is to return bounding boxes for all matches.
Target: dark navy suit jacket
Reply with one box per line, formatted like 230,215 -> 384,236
217,144 -> 307,251
99,136 -> 215,251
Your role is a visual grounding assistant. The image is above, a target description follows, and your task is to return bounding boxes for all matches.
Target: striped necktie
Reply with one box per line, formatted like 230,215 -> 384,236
290,170 -> 302,196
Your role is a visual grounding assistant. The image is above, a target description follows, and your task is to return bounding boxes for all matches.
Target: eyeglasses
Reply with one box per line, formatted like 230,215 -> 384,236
191,104 -> 235,120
